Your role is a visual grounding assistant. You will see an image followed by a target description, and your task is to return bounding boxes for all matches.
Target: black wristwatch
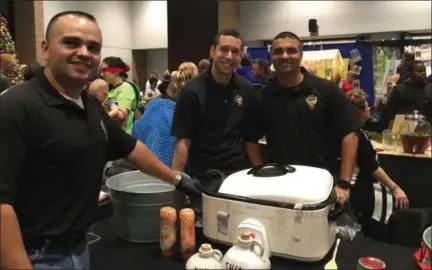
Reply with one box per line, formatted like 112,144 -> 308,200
336,179 -> 352,190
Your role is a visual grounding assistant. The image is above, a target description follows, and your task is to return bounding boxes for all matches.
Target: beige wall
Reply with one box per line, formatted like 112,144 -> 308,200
218,1 -> 239,31
14,1 -> 44,64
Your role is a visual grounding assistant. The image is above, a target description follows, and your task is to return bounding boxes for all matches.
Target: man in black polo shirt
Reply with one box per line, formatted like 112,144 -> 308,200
171,28 -> 259,188
246,32 -> 361,204
387,60 -> 431,123
0,11 -> 201,270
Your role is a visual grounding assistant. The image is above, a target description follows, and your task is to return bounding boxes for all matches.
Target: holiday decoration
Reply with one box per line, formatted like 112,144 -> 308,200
0,15 -> 23,85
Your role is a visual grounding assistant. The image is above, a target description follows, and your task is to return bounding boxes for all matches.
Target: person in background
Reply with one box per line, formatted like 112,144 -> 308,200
387,60 -> 431,124
332,73 -> 341,87
145,71 -> 161,90
100,57 -> 137,134
246,31 -> 360,205
23,63 -> 42,81
144,77 -> 162,102
88,78 -> 119,118
198,59 -> 211,74
0,11 -> 202,270
157,70 -> 171,97
166,62 -> 198,102
347,90 -> 409,239
132,62 -> 198,168
236,54 -> 260,84
341,71 -> 354,93
396,51 -> 415,84
0,54 -> 14,93
171,70 -> 179,82
251,58 -> 271,85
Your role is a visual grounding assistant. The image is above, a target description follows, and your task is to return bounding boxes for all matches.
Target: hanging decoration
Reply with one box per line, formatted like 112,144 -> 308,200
350,48 -> 362,63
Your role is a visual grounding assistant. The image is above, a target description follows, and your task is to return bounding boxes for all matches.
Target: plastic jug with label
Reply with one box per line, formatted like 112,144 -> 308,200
221,231 -> 271,270
185,243 -> 223,270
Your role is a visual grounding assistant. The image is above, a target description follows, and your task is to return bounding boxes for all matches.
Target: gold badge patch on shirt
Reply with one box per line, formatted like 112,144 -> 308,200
305,95 -> 317,110
234,94 -> 243,106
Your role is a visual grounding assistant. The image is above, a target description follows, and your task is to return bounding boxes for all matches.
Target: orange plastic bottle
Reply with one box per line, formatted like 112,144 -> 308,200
180,208 -> 196,261
160,207 -> 177,258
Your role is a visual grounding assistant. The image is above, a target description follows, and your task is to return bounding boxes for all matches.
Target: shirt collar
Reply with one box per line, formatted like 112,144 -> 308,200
268,67 -> 313,93
33,68 -> 89,107
203,67 -> 240,88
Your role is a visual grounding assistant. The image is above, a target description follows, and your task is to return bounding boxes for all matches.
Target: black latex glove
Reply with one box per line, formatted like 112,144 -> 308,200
177,173 -> 202,197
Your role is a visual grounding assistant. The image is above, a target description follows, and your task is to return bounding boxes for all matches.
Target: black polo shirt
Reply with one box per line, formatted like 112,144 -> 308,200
254,68 -> 361,172
171,70 -> 259,175
0,70 -> 137,237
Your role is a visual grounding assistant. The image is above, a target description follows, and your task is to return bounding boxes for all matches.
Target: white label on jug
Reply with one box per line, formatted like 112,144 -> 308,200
225,262 -> 244,270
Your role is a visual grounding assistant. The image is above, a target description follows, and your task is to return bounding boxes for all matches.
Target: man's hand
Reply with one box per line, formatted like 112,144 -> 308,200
177,173 -> 202,197
334,185 -> 350,204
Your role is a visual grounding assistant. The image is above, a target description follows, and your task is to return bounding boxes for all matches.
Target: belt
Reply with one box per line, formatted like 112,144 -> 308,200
23,230 -> 87,249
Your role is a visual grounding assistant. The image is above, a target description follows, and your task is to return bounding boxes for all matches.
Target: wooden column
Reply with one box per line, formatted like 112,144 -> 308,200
167,0 -> 218,71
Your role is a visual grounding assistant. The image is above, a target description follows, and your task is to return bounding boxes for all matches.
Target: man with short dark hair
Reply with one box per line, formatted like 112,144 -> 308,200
251,58 -> 271,84
246,31 -> 361,204
387,60 -> 431,123
0,11 -> 201,270
171,28 -> 259,185
197,59 -> 211,74
396,51 -> 415,84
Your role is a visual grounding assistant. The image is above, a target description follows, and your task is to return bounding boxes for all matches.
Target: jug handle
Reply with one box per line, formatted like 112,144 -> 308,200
250,240 -> 265,258
212,249 -> 223,262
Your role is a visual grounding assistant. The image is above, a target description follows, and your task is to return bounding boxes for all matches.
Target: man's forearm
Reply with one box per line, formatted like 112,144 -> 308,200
127,141 -> 177,184
172,139 -> 189,172
245,142 -> 263,167
0,204 -> 32,270
339,132 -> 358,181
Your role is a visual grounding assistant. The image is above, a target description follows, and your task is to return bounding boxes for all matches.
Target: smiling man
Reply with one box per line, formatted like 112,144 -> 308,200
171,28 -> 260,192
0,11 -> 201,270
246,31 -> 361,205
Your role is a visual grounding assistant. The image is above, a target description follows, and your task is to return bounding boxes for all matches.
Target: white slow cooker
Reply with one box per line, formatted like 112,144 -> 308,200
202,163 -> 343,262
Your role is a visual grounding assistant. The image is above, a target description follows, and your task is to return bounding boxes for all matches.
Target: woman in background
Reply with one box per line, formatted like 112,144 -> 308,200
132,62 -> 198,167
347,89 -> 409,240
167,62 -> 198,101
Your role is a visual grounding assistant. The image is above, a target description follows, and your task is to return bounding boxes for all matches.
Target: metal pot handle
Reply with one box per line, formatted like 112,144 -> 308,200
247,163 -> 296,177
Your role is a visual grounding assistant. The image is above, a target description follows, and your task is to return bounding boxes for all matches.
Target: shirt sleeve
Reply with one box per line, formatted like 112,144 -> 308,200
242,88 -> 263,142
115,83 -> 136,112
386,84 -> 402,121
100,106 -> 137,161
171,87 -> 200,139
0,93 -> 29,204
356,129 -> 380,175
327,83 -> 362,137
105,98 -> 117,107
